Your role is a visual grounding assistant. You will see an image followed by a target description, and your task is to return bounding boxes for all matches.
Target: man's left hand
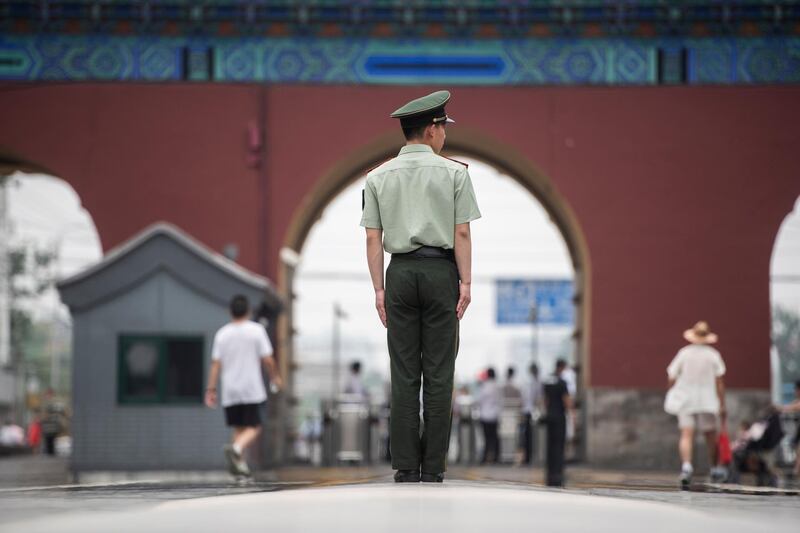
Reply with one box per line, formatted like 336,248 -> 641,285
456,282 -> 471,320
375,289 -> 387,328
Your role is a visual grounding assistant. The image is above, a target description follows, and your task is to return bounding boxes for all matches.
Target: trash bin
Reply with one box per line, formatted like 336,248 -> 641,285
322,394 -> 371,465
455,402 -> 477,464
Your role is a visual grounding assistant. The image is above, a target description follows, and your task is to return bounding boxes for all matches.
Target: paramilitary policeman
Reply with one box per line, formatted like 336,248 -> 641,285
360,90 -> 481,483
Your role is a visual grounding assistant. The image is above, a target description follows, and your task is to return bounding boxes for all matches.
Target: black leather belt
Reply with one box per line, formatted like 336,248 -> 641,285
393,246 -> 455,261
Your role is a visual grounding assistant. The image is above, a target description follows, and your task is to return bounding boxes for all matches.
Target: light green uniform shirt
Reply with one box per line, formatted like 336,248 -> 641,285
360,144 -> 481,253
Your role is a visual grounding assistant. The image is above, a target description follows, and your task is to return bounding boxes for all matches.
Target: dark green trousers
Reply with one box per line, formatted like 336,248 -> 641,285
386,255 -> 459,474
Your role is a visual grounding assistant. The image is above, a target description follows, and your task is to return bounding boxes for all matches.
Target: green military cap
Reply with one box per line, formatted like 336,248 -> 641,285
390,90 -> 456,129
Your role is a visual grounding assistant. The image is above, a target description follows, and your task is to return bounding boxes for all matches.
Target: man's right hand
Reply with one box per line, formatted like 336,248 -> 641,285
456,282 -> 471,320
204,389 -> 217,408
375,289 -> 387,328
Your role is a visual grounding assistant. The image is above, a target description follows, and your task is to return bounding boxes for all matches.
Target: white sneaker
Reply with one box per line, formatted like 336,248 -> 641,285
235,474 -> 255,486
679,465 -> 693,490
223,444 -> 239,476
223,445 -> 251,477
235,454 -> 252,478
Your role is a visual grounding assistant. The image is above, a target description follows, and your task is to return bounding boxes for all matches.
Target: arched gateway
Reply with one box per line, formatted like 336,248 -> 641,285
1,81 -> 799,467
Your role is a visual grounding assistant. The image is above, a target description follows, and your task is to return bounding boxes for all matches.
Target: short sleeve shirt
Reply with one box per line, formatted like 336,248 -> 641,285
522,376 -> 542,414
666,344 -> 726,414
212,320 -> 273,407
360,144 -> 481,253
478,380 -> 501,422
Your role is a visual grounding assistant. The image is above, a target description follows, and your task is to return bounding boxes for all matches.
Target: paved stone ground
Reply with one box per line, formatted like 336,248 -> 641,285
0,479 -> 306,525
2,480 -> 799,533
0,455 -> 71,488
1,457 -> 798,533
452,463 -> 800,493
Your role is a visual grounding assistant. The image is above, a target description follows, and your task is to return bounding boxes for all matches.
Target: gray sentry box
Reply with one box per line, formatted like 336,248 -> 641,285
58,222 -> 281,473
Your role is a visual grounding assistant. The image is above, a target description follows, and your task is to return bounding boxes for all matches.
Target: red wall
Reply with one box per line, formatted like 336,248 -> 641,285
1,83 -> 798,390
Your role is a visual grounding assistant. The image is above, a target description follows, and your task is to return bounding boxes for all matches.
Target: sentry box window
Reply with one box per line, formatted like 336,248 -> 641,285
117,335 -> 204,405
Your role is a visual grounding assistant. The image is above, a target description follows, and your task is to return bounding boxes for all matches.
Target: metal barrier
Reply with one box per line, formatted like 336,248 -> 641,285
452,401 -> 532,466
498,399 -> 522,464
318,396 -> 561,468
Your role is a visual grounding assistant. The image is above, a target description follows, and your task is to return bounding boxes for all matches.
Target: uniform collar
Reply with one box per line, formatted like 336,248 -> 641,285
399,144 -> 434,156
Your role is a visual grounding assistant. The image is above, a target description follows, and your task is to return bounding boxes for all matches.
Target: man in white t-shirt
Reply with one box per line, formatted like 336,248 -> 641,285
666,321 -> 727,488
205,294 -> 283,479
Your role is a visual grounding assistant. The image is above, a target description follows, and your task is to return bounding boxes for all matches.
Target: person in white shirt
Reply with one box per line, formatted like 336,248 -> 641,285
344,361 -> 368,401
560,363 -> 577,398
556,359 -> 578,445
666,321 -> 727,488
479,367 -> 501,464
502,366 -> 522,403
205,295 -> 283,479
521,363 -> 542,464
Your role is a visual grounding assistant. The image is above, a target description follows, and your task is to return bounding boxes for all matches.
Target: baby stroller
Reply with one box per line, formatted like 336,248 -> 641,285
729,409 -> 785,486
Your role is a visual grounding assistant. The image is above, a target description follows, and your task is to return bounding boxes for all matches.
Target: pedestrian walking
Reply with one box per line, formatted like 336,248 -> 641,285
479,368 -> 501,464
361,90 -> 481,483
205,294 -> 283,480
664,321 -> 727,488
543,360 -> 573,487
521,363 -> 542,464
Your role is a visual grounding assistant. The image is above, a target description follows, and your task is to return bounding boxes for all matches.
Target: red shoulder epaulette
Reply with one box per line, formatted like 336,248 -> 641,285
441,156 -> 468,168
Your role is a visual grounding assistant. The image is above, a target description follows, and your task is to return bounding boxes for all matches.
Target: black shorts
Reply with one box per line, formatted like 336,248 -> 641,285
224,403 -> 262,427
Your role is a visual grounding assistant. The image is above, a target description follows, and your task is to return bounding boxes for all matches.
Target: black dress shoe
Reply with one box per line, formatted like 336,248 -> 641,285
421,472 -> 444,483
394,469 -> 420,483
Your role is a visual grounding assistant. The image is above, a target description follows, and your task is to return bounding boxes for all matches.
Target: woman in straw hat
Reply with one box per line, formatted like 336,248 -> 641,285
666,321 -> 728,488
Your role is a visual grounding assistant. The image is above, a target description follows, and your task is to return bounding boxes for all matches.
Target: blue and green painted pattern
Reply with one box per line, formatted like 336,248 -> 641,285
5,1 -> 800,39
0,35 -> 798,85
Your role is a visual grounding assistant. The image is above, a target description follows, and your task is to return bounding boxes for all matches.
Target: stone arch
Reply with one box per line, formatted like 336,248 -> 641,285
0,147 -> 55,176
277,127 -> 592,408
769,196 -> 800,403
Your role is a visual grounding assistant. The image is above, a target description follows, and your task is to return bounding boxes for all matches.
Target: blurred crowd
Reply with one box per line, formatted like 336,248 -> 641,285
0,389 -> 70,457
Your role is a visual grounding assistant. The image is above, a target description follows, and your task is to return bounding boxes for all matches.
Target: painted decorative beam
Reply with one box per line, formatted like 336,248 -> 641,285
2,1 -> 800,39
0,35 -> 797,85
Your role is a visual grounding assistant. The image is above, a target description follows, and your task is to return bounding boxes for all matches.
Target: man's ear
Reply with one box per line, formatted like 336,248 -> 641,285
425,124 -> 435,139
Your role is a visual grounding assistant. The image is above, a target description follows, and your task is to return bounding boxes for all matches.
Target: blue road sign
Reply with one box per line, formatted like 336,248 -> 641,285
496,279 -> 574,325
